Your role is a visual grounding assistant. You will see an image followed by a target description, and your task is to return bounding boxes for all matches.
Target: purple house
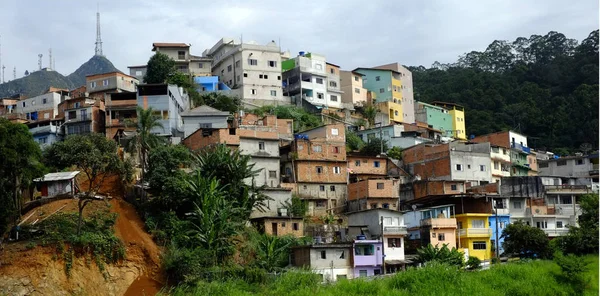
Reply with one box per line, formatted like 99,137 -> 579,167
352,239 -> 383,277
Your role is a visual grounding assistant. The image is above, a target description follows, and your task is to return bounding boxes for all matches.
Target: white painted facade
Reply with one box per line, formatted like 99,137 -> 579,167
204,38 -> 286,107
508,131 -> 528,148
449,142 -> 493,185
16,92 -> 67,118
490,146 -> 511,183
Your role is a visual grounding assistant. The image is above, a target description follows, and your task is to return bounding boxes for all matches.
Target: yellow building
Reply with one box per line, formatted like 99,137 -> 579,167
454,213 -> 492,261
376,101 -> 403,124
432,101 -> 466,140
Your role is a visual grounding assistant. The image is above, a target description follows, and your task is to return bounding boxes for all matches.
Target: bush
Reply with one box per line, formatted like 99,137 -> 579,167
466,256 -> 482,270
554,252 -> 589,294
416,244 -> 465,267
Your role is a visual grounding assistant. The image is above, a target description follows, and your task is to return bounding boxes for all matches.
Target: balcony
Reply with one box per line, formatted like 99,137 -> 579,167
511,142 -> 531,154
383,225 -> 408,235
457,228 -> 492,237
545,185 -> 591,194
420,218 -> 457,229
68,115 -> 90,122
543,228 -> 569,237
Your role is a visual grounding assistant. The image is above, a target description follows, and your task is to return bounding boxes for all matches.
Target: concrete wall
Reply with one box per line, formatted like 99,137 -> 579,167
257,189 -> 293,217
293,246 -> 353,281
372,63 -> 415,124
340,71 -> 368,107
415,102 -> 453,136
16,92 -> 65,117
449,142 -> 493,185
182,115 -> 228,138
258,218 -> 303,237
347,156 -> 388,176
348,179 -> 400,200
88,73 -> 137,94
539,157 -> 595,177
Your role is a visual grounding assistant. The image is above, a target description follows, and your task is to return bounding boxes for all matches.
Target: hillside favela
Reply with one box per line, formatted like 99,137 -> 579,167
0,1 -> 598,296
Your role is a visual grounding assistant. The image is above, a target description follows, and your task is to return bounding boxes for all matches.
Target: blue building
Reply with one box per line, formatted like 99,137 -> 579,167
489,214 -> 511,256
193,76 -> 232,92
28,118 -> 64,148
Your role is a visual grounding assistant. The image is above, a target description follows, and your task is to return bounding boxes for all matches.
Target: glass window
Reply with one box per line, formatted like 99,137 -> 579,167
513,201 -> 522,209
471,219 -> 485,228
355,160 -> 361,166
248,59 -> 258,66
377,183 -> 384,189
330,185 -> 335,192
319,185 -> 325,191
388,238 -> 401,248
316,166 -> 323,174
473,241 -> 486,250
320,250 -> 326,259
556,221 -> 563,228
359,270 -> 367,277
374,161 -> 380,168
258,142 -> 265,150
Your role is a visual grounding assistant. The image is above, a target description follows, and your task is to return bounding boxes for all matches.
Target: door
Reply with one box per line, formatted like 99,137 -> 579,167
271,223 -> 278,236
41,184 -> 48,197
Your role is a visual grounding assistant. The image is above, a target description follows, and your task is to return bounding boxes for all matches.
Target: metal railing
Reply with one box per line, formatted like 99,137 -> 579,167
458,228 -> 492,237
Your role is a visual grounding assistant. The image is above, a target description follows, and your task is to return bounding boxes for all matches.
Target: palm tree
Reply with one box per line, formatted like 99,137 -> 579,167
363,104 -> 378,128
126,107 -> 165,200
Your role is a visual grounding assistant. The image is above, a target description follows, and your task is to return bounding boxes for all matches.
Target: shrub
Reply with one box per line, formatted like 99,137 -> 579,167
466,256 -> 482,270
554,252 -> 589,294
416,244 -> 465,267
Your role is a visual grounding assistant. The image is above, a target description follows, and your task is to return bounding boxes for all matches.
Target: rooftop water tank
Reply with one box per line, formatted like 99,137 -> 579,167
299,51 -> 305,56
356,235 -> 366,240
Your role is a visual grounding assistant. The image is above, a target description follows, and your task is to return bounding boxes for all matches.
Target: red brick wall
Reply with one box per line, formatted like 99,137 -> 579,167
347,156 -> 387,175
294,140 -> 346,162
472,131 -> 510,148
295,161 -> 348,183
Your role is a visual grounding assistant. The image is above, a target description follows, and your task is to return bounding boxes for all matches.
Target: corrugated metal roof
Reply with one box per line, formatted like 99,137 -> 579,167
34,171 -> 80,182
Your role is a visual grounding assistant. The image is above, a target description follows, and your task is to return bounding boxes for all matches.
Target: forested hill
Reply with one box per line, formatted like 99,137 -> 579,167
409,30 -> 598,154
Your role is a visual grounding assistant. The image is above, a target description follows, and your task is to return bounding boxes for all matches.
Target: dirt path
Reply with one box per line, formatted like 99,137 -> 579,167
110,198 -> 164,296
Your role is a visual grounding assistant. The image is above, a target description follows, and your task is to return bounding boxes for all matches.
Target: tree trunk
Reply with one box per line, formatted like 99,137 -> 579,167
77,199 -> 84,236
140,150 -> 146,202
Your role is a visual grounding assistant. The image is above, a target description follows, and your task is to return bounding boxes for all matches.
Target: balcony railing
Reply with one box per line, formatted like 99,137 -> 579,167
545,185 -> 590,193
511,142 -> 531,154
420,218 -> 457,229
383,225 -> 408,235
457,228 -> 492,237
543,228 -> 569,237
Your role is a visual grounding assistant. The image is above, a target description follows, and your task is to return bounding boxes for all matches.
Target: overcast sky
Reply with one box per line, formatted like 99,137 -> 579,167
0,0 -> 597,78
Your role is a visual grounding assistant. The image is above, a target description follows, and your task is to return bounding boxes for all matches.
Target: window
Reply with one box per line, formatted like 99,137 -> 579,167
576,159 -> 585,165
244,73 -> 248,77
277,75 -> 281,80
319,185 -> 325,191
375,76 -> 381,81
316,166 -> 323,174
329,81 -> 338,87
438,233 -> 446,241
456,164 -> 463,171
259,74 -> 264,79
199,63 -> 204,69
359,270 -> 368,277
355,160 -> 361,166
451,184 -> 457,190
333,146 -> 340,153
21,101 -> 26,107
316,200 -> 326,207
270,90 -> 277,96
473,241 -> 487,250
269,171 -> 277,178
354,75 -> 359,82
458,222 -> 463,229
560,196 -> 572,204
467,164 -> 471,169
383,203 -> 389,209
480,165 -> 486,172
388,238 -> 401,248
293,223 -> 299,231
557,160 -> 567,166
354,88 -> 360,94
178,51 -> 185,59
355,245 -> 375,256
394,110 -> 399,116
90,81 -> 97,88
370,203 -> 378,209
227,65 -> 232,72
251,89 -> 257,95
536,221 -> 548,229
42,98 -> 47,104
556,221 -> 563,228
312,145 -> 322,152
513,201 -> 522,209
68,111 -> 76,119
268,60 -> 277,67
315,64 -> 323,70
330,95 -> 338,102
38,137 -> 47,144
258,142 -> 265,150
339,250 -> 345,259
316,78 -> 324,84
237,75 -> 240,82
331,128 -> 339,135
377,183 -> 384,189
494,162 -> 499,170
317,93 -> 324,99
229,128 -> 236,135
471,219 -> 485,228
333,167 -> 341,174
539,162 -> 549,168
320,250 -> 326,259
248,59 -> 258,66
330,68 -> 335,74
135,70 -> 143,76
330,185 -> 335,192
263,75 -> 268,79
282,222 -> 286,227
379,88 -> 384,93
80,109 -> 87,120
374,161 -> 380,168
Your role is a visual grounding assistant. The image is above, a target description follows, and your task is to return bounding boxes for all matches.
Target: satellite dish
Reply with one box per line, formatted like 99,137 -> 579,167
411,205 -> 417,210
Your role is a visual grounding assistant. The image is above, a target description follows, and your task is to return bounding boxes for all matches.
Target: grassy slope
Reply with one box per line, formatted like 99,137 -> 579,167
163,255 -> 599,296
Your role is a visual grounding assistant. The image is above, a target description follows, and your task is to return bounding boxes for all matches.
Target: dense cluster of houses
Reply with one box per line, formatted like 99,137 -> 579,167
1,39 -> 598,281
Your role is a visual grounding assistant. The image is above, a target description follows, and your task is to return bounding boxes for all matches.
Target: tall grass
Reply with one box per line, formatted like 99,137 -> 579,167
161,256 -> 599,296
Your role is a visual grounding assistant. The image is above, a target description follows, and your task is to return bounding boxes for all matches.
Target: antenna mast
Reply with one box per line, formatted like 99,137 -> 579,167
38,54 -> 43,70
13,66 -> 16,80
95,4 -> 103,56
1,65 -> 5,83
49,48 -> 53,71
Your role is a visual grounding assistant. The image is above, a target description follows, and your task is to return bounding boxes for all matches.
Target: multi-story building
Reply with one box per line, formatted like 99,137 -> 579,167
404,205 -> 458,250
203,38 -> 285,106
86,72 -> 138,101
292,243 -> 354,282
346,208 -> 407,273
127,65 -> 147,82
0,97 -> 17,115
431,101 -> 466,140
282,52 -> 334,109
27,118 -> 65,147
355,124 -> 435,150
105,92 -> 137,140
352,239 -> 383,277
539,154 -> 599,190
489,197 -> 511,256
414,102 -> 453,137
472,131 -> 532,176
181,105 -> 229,138
527,151 -> 539,176
490,145 -> 511,183
347,154 -> 390,182
59,97 -> 105,136
354,68 -> 404,123
399,180 -> 467,203
347,179 -> 400,212
280,124 -> 347,216
455,213 -> 493,261
326,63 -> 345,109
402,141 -> 493,186
15,89 -> 70,122
193,76 -> 232,93
340,70 -> 368,108
372,63 -> 415,124
151,43 -> 212,76
137,84 -> 189,140
251,215 -> 304,238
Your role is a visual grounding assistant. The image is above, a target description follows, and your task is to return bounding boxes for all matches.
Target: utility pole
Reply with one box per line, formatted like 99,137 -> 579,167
494,202 -> 499,260
380,216 -> 386,275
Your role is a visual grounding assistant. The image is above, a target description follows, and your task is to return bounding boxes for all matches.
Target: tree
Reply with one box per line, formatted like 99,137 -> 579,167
416,244 -> 465,267
361,105 -> 378,128
501,221 -> 550,258
144,52 -> 176,84
253,105 -> 322,133
553,194 -> 599,254
253,234 -> 292,272
360,138 -> 388,156
194,92 -> 241,114
0,118 -> 44,234
126,107 -> 165,200
43,134 -> 124,235
466,256 -> 482,270
345,130 -> 365,152
387,146 -> 403,160
281,194 -> 307,218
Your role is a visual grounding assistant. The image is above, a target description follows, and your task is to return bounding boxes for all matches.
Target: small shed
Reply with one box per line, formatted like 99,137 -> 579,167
34,171 -> 80,198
